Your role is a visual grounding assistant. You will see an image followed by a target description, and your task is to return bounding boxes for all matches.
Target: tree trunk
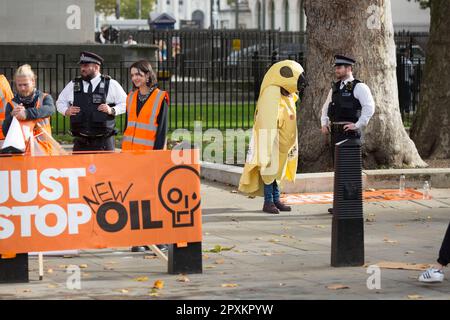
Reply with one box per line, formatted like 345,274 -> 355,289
410,0 -> 450,159
298,0 -> 427,172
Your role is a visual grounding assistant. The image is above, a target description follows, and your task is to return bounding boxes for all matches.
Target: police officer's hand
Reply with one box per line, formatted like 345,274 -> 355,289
344,123 -> 357,131
321,125 -> 330,135
65,106 -> 80,116
97,104 -> 112,114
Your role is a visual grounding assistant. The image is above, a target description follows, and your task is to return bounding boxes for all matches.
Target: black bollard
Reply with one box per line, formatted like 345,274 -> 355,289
168,242 -> 203,274
331,138 -> 364,267
0,254 -> 29,283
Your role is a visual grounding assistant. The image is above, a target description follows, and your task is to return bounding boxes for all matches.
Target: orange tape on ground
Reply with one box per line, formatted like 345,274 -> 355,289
0,150 -> 202,254
281,189 -> 428,205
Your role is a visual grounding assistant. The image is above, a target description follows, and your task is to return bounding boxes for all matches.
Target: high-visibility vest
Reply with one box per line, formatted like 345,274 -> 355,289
10,92 -> 53,155
122,88 -> 169,151
0,75 -> 14,140
11,92 -> 52,137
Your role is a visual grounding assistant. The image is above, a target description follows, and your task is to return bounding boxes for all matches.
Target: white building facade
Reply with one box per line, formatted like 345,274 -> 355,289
153,0 -> 429,32
154,0 -> 307,31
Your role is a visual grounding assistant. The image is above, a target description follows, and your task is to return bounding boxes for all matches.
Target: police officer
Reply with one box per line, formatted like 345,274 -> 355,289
321,55 -> 375,214
56,51 -> 127,152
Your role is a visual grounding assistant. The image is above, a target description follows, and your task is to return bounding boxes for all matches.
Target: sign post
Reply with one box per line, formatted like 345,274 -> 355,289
331,139 -> 365,267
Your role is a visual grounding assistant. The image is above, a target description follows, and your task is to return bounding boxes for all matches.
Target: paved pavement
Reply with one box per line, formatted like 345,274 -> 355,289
1,181 -> 449,300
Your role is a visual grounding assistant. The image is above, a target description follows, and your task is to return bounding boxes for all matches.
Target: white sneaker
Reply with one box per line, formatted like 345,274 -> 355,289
419,268 -> 444,283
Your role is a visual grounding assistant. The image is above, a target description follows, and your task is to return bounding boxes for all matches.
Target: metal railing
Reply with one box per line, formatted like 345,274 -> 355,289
0,30 -> 427,135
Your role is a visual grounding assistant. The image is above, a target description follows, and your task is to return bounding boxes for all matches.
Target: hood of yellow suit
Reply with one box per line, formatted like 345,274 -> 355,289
259,60 -> 305,95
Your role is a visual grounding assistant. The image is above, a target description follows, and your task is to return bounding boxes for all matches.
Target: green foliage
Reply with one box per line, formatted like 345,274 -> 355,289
95,0 -> 156,19
407,0 -> 431,9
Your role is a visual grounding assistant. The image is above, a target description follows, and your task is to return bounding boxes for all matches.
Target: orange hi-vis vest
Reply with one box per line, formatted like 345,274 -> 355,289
0,75 -> 14,140
11,92 -> 52,137
122,88 -> 169,151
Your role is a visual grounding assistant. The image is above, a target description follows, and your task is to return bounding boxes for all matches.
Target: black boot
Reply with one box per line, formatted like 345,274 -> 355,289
328,208 -> 333,214
263,202 -> 280,214
274,201 -> 292,212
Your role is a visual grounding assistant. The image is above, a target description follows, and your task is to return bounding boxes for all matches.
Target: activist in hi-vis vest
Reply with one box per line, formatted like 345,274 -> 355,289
0,65 -> 61,155
56,51 -> 127,152
0,74 -> 14,141
239,60 -> 307,215
122,60 -> 170,254
122,60 -> 169,152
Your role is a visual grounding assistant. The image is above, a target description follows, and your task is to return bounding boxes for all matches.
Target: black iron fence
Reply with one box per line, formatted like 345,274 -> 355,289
0,30 -> 427,135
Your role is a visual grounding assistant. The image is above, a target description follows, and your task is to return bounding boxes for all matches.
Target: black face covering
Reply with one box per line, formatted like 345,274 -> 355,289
18,89 -> 37,105
297,73 -> 308,98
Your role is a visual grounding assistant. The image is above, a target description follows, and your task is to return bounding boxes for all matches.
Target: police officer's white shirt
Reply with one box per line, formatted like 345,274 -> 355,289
321,75 -> 375,129
56,73 -> 127,116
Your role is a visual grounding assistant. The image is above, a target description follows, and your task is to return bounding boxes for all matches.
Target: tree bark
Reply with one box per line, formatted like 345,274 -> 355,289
410,0 -> 450,159
298,0 -> 427,172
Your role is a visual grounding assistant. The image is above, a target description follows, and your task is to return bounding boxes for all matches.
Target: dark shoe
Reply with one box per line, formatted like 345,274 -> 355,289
274,201 -> 292,212
263,202 -> 280,214
131,246 -> 146,252
328,208 -> 333,214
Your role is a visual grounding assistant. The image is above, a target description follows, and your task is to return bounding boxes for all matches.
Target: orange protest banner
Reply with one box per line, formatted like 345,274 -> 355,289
0,150 -> 202,254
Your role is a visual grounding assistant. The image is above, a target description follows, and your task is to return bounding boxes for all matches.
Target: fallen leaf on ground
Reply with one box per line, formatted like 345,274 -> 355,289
177,275 -> 190,282
149,288 -> 159,296
47,284 -> 57,289
144,255 -> 157,260
214,259 -> 225,265
407,295 -> 423,300
134,276 -> 149,282
119,289 -> 129,294
263,253 -> 272,256
204,245 -> 235,253
383,238 -> 398,244
405,251 -> 415,255
248,196 -> 256,199
365,218 -> 375,223
315,225 -> 326,229
221,283 -> 238,288
47,268 -> 54,274
326,284 -> 349,290
376,261 -> 431,271
153,280 -> 164,290
269,239 -> 280,243
205,265 -> 216,269
22,289 -> 32,293
79,264 -> 88,269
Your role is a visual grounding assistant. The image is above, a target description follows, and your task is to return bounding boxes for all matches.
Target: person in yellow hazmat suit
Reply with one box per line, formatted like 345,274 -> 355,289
1,65 -> 60,156
0,74 -> 14,144
239,60 -> 307,214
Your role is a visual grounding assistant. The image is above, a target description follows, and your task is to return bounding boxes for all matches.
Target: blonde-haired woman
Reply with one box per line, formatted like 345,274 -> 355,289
2,64 -> 55,139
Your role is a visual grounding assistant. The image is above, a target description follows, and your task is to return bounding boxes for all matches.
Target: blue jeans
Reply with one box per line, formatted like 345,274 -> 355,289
264,181 -> 280,204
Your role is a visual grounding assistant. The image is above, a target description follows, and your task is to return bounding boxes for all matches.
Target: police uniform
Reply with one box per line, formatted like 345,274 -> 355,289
56,52 -> 127,152
321,55 -> 375,214
321,55 -> 375,158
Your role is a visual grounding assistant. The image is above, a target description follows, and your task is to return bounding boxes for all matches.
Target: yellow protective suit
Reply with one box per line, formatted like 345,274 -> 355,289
239,60 -> 305,196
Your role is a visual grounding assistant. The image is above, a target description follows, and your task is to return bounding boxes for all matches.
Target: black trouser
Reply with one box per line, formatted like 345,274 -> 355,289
330,124 -> 361,165
438,222 -> 450,267
73,136 -> 115,152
